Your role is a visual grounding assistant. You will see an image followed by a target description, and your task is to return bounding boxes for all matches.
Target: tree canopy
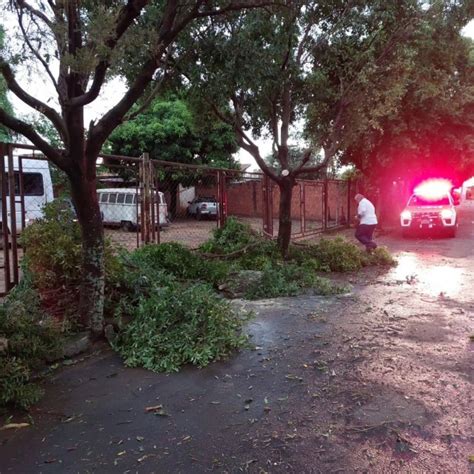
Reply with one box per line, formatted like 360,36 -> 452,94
342,1 -> 474,188
0,27 -> 13,142
108,96 -> 238,168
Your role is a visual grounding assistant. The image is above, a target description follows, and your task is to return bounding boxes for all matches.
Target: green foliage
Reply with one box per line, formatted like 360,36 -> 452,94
307,238 -> 365,272
114,282 -> 248,372
108,97 -> 238,173
126,242 -> 229,286
20,199 -> 82,290
20,199 -> 120,323
0,27 -> 13,142
0,278 -> 63,409
290,237 -> 396,272
244,262 -> 345,300
342,6 -> 474,183
363,246 -> 397,267
200,217 -> 261,254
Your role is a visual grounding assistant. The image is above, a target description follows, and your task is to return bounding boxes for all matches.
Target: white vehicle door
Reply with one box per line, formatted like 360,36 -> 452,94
158,192 -> 168,225
21,171 -> 47,230
98,192 -> 109,223
107,192 -> 118,223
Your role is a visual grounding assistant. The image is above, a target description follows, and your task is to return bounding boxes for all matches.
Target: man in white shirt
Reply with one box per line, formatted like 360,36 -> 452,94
354,193 -> 378,251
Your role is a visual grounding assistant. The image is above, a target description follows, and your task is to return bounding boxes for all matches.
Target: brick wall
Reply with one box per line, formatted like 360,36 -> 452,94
195,178 -> 350,223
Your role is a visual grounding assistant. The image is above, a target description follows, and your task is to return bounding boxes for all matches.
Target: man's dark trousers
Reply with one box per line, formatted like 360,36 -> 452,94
355,224 -> 377,249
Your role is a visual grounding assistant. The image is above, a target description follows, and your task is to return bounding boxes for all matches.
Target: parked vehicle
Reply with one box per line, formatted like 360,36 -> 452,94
400,191 -> 458,238
187,196 -> 219,220
97,188 -> 168,231
0,158 -> 54,234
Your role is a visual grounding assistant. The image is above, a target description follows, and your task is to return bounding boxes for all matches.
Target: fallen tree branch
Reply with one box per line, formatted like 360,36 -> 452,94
196,241 -> 262,259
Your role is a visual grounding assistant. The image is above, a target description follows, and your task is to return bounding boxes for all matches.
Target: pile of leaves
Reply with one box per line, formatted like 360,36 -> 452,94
0,276 -> 63,409
290,237 -> 396,272
109,244 -> 250,372
113,281 -> 249,372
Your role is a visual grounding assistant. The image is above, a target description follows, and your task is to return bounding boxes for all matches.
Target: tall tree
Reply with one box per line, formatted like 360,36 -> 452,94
342,2 -> 474,209
0,27 -> 13,142
184,0 -> 428,255
108,96 -> 238,217
0,0 -> 268,337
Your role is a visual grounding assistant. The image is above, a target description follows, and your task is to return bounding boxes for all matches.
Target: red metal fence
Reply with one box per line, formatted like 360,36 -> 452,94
0,143 -> 353,295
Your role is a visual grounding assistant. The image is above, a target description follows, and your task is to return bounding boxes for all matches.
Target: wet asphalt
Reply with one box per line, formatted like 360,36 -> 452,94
0,203 -> 473,473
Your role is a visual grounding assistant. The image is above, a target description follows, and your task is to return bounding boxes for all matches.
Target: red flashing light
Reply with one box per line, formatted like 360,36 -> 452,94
414,178 -> 452,202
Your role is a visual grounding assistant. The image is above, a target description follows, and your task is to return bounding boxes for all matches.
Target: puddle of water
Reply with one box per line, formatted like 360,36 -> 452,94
391,253 -> 463,297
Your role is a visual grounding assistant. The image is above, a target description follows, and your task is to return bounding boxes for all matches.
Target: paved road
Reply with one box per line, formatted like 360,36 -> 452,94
1,203 -> 473,473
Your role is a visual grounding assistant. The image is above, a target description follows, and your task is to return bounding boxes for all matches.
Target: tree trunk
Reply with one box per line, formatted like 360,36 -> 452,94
170,181 -> 178,219
69,170 -> 105,338
277,177 -> 294,258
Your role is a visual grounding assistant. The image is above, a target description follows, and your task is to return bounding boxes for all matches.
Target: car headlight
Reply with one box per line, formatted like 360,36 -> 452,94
401,210 -> 411,220
441,209 -> 454,219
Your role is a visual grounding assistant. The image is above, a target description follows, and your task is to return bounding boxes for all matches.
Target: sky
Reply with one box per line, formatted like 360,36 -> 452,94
2,13 -> 474,171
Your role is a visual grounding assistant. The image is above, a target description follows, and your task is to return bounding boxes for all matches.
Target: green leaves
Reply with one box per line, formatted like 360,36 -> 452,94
114,282 -> 249,373
108,96 -> 237,167
0,280 -> 63,409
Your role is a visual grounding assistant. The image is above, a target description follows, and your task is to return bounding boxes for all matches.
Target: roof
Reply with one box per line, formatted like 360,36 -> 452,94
98,187 -> 164,195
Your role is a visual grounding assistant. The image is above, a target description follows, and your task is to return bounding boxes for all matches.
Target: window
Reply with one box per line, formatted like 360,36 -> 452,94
125,194 -> 134,204
109,193 -> 117,204
23,173 -> 44,196
100,193 -> 109,203
117,193 -> 125,204
133,195 -> 138,204
409,195 -> 450,206
4,172 -> 44,196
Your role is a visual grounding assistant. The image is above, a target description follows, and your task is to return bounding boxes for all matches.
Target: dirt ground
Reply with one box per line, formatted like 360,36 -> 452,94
0,204 -> 473,473
105,216 -> 328,250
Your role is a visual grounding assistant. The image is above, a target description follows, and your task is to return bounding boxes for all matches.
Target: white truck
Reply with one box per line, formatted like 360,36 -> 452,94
0,158 -> 54,234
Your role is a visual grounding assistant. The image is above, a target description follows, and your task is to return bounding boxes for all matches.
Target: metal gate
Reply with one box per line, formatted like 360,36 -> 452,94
262,175 -> 352,240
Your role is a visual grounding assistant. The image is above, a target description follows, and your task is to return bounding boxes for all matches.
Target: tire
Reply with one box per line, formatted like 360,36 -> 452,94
401,228 -> 411,238
121,220 -> 135,232
196,211 -> 202,221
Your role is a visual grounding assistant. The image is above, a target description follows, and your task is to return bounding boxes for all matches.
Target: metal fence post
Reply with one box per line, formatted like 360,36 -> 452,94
347,179 -> 352,227
0,146 -> 11,294
217,170 -> 227,228
139,152 -> 152,245
323,178 -> 328,231
7,145 -> 19,286
300,182 -> 305,233
154,172 -> 160,244
262,174 -> 273,237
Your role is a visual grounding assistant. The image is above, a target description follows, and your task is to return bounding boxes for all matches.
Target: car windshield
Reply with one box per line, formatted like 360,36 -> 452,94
196,197 -> 216,202
409,195 -> 450,206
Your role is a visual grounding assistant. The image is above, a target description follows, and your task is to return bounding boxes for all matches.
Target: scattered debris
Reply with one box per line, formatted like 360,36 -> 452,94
0,422 -> 30,431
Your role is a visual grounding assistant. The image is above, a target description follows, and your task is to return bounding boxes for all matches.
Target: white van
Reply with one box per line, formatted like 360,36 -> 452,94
97,188 -> 168,231
0,158 -> 54,233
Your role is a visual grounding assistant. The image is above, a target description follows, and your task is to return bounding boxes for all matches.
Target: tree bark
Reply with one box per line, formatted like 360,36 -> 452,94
277,177 -> 294,259
69,168 -> 105,338
170,180 -> 178,219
